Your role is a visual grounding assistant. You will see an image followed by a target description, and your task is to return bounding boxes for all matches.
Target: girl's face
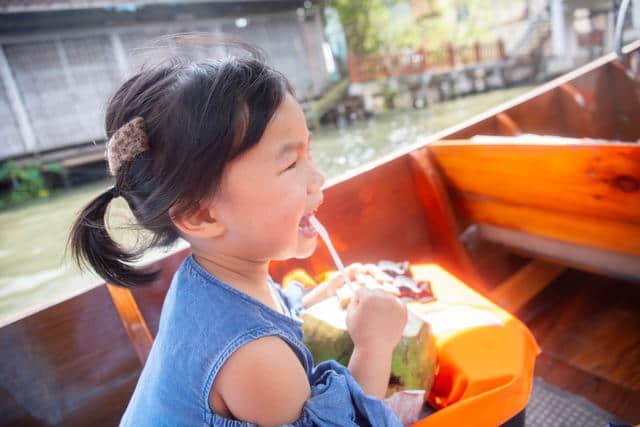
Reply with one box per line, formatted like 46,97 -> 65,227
212,93 -> 325,261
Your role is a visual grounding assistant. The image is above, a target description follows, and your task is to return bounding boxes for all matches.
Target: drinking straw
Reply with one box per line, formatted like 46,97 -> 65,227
309,215 -> 355,293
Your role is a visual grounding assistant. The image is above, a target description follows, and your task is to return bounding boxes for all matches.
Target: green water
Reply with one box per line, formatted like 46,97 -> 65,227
0,86 -> 532,326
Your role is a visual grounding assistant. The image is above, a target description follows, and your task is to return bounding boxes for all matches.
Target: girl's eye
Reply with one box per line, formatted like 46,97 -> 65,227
285,161 -> 297,171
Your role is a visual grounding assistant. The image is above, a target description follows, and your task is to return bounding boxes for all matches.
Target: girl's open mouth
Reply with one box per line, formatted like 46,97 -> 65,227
298,212 -> 318,238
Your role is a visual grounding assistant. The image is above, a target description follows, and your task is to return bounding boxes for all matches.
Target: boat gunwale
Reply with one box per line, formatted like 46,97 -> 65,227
323,40 -> 640,190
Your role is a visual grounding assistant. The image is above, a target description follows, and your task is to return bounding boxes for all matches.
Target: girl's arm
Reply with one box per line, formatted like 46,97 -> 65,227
347,345 -> 394,399
346,287 -> 408,399
301,279 -> 337,308
211,336 -> 310,426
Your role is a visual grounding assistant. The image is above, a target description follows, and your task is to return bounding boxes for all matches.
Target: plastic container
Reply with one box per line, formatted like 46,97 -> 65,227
284,263 -> 540,426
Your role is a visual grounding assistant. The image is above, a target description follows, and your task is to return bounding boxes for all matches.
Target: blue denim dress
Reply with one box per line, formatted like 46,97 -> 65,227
120,254 -> 402,427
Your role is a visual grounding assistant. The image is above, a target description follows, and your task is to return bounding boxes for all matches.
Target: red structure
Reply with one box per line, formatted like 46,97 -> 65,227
347,40 -> 507,83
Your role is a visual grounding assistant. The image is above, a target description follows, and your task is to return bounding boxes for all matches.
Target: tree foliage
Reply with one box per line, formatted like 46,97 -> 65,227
0,161 -> 62,208
328,0 -> 397,55
326,0 -> 519,55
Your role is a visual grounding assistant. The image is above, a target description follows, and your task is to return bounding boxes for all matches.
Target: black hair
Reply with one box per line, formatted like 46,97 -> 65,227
69,39 -> 293,287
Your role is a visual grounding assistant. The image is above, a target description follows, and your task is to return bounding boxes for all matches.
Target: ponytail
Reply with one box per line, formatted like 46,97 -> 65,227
69,186 -> 159,288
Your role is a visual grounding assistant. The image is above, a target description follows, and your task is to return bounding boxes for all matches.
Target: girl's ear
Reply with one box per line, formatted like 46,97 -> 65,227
171,203 -> 226,238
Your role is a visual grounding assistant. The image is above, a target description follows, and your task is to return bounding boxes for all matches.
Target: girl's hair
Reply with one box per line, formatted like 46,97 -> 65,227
69,41 -> 293,287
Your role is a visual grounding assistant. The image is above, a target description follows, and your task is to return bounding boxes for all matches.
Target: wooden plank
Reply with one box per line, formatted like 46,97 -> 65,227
495,112 -> 521,136
0,285 -> 140,426
459,196 -> 640,256
558,83 -> 591,138
609,60 -> 640,141
523,269 -> 640,395
587,60 -> 640,142
461,234 -> 530,291
407,148 -> 486,292
444,114 -> 499,139
430,140 -> 640,225
488,259 -> 566,313
477,223 -> 640,281
503,88 -> 570,136
588,63 -> 619,139
107,284 -> 154,365
130,248 -> 190,336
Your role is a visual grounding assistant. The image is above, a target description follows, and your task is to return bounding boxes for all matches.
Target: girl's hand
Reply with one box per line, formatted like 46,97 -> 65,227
301,264 -> 363,308
345,287 -> 408,353
301,263 -> 397,309
323,262 -> 364,295
345,287 -> 408,398
333,263 -> 398,308
328,263 -> 396,293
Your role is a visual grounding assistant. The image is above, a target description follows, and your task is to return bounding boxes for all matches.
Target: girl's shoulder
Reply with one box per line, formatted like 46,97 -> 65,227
211,335 -> 311,425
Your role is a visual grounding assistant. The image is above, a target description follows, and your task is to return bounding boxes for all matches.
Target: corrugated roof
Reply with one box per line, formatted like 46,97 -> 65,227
0,0 -> 303,14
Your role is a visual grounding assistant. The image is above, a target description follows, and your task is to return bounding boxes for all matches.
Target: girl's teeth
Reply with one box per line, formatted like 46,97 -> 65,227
298,213 -> 317,237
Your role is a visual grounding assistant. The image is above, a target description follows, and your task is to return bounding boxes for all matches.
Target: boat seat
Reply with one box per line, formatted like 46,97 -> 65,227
406,141 -> 640,313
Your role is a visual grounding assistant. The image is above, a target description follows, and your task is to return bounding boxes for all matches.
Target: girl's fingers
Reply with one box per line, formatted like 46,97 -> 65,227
380,283 -> 401,296
354,273 -> 399,296
346,263 -> 363,281
338,263 -> 402,307
361,264 -> 394,284
345,286 -> 365,310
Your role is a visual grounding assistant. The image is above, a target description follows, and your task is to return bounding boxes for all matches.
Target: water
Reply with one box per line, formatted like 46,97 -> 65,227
311,87 -> 533,178
0,86 -> 533,327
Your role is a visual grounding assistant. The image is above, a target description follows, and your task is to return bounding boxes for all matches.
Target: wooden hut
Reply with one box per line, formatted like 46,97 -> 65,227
0,0 -> 332,160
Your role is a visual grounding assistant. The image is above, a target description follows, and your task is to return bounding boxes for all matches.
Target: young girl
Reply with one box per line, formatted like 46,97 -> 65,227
70,48 -> 408,426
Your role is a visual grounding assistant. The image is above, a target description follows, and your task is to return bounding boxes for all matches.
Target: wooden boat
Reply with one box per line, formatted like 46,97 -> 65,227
2,40 -> 639,426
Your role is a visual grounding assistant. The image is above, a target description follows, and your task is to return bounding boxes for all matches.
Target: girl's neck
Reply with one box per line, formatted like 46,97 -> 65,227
193,252 -> 269,288
192,251 -> 279,308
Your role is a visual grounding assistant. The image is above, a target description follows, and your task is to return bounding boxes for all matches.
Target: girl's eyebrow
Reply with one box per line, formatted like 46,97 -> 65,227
277,142 -> 304,159
276,133 -> 311,159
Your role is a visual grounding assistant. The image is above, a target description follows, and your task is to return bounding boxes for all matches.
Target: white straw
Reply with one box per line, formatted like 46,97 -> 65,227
309,215 -> 355,293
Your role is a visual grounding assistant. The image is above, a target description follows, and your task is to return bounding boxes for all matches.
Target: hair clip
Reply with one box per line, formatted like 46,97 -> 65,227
106,116 -> 149,176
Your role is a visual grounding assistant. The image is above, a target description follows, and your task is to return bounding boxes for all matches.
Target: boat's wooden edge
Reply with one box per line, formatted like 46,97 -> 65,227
431,138 -> 639,146
0,284 -> 142,425
106,283 -> 154,365
406,147 -> 487,291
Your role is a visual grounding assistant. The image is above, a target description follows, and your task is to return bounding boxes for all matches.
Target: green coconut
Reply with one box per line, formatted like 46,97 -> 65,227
302,296 -> 437,397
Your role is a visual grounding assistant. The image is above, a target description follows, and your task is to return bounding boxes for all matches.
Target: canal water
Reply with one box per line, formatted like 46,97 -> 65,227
0,85 -> 532,326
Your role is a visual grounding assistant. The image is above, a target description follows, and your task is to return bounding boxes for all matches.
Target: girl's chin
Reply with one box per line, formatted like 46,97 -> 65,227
271,236 -> 317,261
294,236 -> 318,259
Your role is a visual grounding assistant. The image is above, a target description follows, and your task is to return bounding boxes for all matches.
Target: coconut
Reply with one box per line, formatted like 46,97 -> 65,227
302,296 -> 437,397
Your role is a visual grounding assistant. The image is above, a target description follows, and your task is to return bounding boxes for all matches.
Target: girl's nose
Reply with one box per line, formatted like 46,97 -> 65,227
308,162 -> 325,193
